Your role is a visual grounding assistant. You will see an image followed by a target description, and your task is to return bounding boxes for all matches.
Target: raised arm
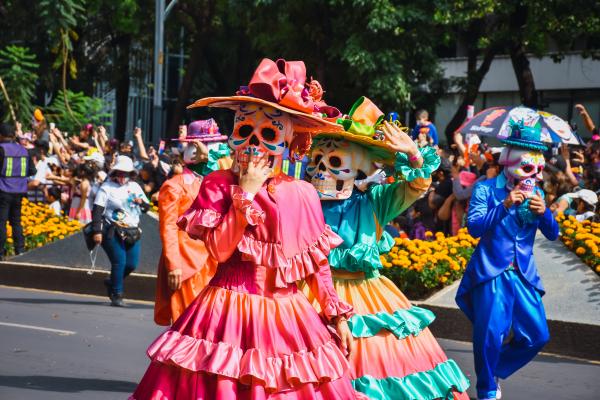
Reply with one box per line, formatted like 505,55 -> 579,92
178,160 -> 270,263
368,124 -> 440,226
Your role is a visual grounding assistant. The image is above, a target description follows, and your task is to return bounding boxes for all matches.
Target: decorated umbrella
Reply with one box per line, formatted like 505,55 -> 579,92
456,106 -> 583,145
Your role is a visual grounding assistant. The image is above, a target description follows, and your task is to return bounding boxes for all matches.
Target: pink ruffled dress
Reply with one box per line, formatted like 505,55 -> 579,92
130,170 -> 360,400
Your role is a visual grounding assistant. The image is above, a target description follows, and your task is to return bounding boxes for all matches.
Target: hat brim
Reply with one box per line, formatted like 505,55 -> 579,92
188,96 -> 344,134
171,135 -> 229,143
315,131 -> 396,164
501,138 -> 548,152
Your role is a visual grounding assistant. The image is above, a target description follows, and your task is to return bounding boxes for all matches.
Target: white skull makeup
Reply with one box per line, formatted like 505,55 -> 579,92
307,138 -> 374,200
229,104 -> 293,174
182,143 -> 198,164
499,147 -> 545,194
181,141 -> 223,165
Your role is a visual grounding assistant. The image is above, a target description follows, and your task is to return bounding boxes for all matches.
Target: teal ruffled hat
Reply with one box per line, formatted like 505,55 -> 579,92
501,120 -> 548,152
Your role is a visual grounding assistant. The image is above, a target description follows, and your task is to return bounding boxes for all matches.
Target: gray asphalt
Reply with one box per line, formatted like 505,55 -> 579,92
0,286 -> 599,400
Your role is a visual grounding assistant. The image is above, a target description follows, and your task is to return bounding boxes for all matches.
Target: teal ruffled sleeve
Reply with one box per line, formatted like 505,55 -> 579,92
367,147 -> 439,226
394,146 -> 440,182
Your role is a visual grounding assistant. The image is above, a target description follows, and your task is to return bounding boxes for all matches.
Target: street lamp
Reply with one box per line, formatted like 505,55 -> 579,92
153,0 -> 178,143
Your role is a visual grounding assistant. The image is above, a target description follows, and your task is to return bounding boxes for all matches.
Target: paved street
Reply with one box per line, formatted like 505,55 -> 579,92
0,285 -> 599,400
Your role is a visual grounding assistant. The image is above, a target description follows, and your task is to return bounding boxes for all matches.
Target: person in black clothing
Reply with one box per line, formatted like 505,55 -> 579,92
0,124 -> 37,259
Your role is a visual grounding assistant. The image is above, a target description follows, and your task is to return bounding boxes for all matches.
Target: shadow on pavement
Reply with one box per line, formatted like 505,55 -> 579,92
0,297 -> 153,309
0,375 -> 136,393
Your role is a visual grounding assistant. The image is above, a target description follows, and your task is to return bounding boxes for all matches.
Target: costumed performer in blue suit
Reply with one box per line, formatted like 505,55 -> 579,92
456,119 -> 559,400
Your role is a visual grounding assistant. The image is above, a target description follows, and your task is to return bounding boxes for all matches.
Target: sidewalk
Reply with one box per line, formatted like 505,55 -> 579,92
419,234 -> 600,360
0,214 -> 160,300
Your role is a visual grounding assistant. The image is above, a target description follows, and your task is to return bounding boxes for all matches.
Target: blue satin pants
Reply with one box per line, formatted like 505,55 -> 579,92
471,269 -> 549,399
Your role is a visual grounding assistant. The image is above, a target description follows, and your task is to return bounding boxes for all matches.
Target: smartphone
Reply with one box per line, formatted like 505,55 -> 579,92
158,140 -> 166,155
49,122 -> 55,130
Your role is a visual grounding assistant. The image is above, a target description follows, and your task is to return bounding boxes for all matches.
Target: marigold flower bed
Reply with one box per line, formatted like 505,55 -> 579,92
556,214 -> 600,275
380,228 -> 478,299
4,199 -> 82,255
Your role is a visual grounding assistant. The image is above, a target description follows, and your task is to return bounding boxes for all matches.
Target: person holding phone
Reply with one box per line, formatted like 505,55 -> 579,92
91,155 -> 150,307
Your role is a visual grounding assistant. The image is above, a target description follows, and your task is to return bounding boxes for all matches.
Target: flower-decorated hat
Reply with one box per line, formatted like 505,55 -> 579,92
187,58 -> 343,134
314,96 -> 403,164
501,120 -> 548,152
174,118 -> 228,142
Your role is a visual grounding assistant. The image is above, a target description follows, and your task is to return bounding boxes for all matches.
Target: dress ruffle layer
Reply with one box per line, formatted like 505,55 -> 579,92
304,274 -> 470,399
348,306 -> 435,339
130,361 -> 361,400
329,233 -> 394,275
147,286 -> 350,392
352,360 -> 470,400
149,330 -> 348,391
179,204 -> 344,288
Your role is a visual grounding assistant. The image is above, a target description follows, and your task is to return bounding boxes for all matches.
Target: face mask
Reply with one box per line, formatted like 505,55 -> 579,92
499,147 -> 545,223
306,138 -> 373,200
182,143 -> 198,164
229,104 -> 292,175
500,148 -> 545,192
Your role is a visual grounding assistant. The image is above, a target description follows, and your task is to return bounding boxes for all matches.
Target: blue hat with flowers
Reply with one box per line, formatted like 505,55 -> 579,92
501,120 -> 548,152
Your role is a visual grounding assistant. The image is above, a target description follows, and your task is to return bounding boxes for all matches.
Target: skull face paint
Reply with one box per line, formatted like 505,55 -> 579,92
307,138 -> 374,200
181,141 -> 223,165
229,104 -> 292,175
499,147 -> 545,193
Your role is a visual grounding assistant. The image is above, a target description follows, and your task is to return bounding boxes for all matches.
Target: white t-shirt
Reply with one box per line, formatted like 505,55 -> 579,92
33,156 -> 59,184
94,180 -> 149,228
49,200 -> 62,216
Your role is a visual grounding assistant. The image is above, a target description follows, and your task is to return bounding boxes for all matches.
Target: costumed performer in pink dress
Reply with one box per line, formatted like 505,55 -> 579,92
130,58 -> 364,400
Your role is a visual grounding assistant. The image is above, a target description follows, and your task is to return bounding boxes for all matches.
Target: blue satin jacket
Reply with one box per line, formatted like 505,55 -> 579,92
456,176 -> 559,320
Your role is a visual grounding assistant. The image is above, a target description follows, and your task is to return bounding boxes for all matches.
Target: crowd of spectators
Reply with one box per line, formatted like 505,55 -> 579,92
391,105 -> 600,240
10,111 -> 172,227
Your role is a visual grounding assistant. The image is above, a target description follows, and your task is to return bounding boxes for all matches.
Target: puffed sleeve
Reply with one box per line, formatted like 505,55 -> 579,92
467,182 -> 508,238
300,182 -> 353,322
368,146 -> 439,226
303,262 -> 354,322
177,171 -> 265,263
158,180 -> 182,272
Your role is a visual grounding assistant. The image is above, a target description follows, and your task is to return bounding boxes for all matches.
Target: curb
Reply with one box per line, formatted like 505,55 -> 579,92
2,261 -> 599,361
419,304 -> 600,362
0,261 -> 156,302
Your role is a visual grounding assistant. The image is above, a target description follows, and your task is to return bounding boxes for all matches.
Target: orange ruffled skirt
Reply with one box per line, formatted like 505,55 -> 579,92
305,272 -> 470,400
131,272 -> 360,399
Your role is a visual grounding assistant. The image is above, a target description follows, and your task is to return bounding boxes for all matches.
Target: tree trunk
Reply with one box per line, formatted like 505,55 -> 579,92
167,0 -> 217,139
166,36 -> 204,139
444,45 -> 497,143
114,35 -> 131,141
509,42 -> 538,108
508,4 -> 537,108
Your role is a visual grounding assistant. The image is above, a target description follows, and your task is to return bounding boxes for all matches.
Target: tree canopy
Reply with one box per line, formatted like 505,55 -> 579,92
0,0 -> 598,139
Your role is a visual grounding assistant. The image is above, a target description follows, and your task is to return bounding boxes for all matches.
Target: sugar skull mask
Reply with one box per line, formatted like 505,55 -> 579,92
229,104 -> 292,175
182,141 -> 224,165
499,147 -> 545,194
307,138 -> 374,200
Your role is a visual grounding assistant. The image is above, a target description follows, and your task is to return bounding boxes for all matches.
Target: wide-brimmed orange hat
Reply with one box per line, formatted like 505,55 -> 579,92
315,96 -> 404,164
188,58 -> 343,134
